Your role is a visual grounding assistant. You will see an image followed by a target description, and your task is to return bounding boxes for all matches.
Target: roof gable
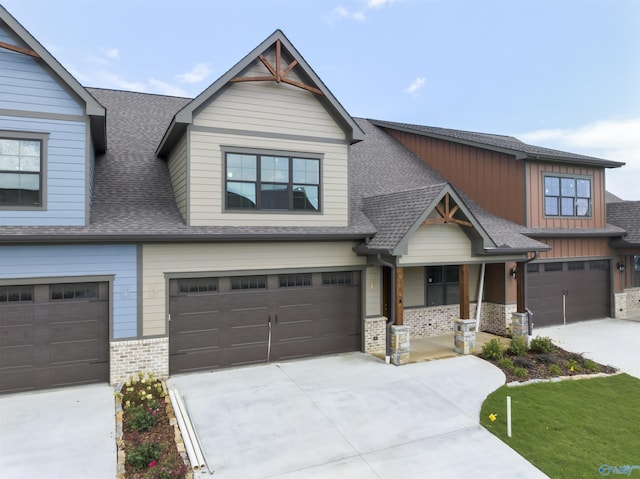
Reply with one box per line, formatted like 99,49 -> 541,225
157,30 -> 364,157
0,6 -> 106,153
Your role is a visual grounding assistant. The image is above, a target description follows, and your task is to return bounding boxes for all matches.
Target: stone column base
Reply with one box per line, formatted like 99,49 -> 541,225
454,319 -> 476,354
390,325 -> 410,365
511,312 -> 529,338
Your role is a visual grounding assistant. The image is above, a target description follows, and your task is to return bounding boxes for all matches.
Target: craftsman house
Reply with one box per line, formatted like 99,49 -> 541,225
1,5 -> 639,393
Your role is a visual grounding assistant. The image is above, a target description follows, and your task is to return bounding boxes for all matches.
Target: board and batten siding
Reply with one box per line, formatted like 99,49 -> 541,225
0,244 -> 138,339
167,133 -> 188,221
527,162 -> 606,229
141,242 -> 365,336
188,130 -> 349,226
535,237 -> 612,260
0,25 -> 83,116
385,129 -> 526,225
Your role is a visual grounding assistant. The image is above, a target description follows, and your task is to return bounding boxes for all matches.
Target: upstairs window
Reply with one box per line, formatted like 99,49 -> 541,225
225,152 -> 320,212
544,175 -> 591,217
0,136 -> 43,207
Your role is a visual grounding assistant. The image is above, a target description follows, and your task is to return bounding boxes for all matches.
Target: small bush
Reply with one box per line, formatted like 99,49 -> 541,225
548,364 -> 561,376
513,356 -> 534,369
127,402 -> 161,431
145,458 -> 189,479
536,353 -> 555,364
530,336 -> 555,354
498,358 -> 514,371
126,441 -> 163,472
508,335 -> 528,357
513,367 -> 528,378
481,338 -> 505,360
584,359 -> 601,373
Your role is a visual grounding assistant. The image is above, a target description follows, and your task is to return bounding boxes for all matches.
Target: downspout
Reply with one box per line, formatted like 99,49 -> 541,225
475,263 -> 486,332
377,253 -> 395,363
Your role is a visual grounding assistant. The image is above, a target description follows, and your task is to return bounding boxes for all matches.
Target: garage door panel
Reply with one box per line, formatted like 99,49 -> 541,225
0,282 -> 109,394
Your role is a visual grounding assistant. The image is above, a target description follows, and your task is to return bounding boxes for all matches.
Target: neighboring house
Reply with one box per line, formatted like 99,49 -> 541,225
0,5 -> 637,394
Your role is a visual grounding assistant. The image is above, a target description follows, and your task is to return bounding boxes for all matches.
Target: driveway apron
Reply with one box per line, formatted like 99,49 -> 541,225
537,318 -> 640,378
168,353 -> 548,479
0,383 -> 116,478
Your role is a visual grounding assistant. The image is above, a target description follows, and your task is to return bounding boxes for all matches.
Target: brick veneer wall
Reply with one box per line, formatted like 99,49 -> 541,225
363,316 -> 386,353
110,337 -> 169,385
626,287 -> 640,317
615,292 -> 628,318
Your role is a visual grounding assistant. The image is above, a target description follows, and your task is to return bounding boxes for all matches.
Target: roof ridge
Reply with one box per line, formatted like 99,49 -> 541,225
361,182 -> 447,201
86,86 -> 193,100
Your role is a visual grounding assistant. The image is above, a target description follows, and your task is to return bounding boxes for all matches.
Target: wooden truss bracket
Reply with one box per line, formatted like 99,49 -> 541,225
0,41 -> 40,59
422,193 -> 473,227
229,39 -> 323,96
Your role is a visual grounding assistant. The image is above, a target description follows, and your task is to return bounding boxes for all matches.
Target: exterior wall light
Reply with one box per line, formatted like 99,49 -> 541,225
510,266 -> 517,279
617,261 -> 625,273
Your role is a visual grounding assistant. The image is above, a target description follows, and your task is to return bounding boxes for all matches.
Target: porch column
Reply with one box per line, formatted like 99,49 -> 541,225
395,267 -> 404,325
459,264 -> 470,319
512,261 -> 529,339
516,261 -> 526,313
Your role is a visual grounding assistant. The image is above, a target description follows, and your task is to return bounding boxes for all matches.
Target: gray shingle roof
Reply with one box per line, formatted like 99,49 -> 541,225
607,201 -> 640,247
370,119 -> 624,168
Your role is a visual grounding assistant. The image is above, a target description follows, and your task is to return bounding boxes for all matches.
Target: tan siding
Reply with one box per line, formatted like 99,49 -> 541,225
527,162 -> 606,228
386,130 -> 526,225
399,223 -> 473,265
536,237 -> 612,260
365,266 -> 382,316
141,242 -> 365,336
188,130 -> 349,226
167,134 -> 188,220
404,266 -> 425,307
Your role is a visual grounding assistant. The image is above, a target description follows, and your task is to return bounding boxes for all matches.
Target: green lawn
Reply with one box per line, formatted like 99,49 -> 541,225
480,374 -> 640,479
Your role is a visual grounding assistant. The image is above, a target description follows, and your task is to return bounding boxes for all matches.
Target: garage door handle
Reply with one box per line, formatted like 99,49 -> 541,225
275,314 -> 278,324
267,314 -> 272,362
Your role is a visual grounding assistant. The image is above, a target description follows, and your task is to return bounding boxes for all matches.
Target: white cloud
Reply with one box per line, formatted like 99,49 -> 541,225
105,48 -> 120,60
518,118 -> 640,200
327,0 -> 397,23
148,78 -> 188,97
405,77 -> 426,94
176,63 -> 212,84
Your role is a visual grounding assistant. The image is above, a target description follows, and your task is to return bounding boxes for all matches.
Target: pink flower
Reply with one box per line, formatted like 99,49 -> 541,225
149,460 -> 157,468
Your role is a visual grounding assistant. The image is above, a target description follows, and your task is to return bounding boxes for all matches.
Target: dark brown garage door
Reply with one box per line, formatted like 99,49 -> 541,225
169,271 -> 361,374
527,260 -> 610,328
0,282 -> 109,394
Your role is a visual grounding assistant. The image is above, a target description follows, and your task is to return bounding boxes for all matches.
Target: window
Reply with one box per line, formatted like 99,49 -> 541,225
322,272 -> 352,286
0,286 -> 33,302
425,265 -> 459,306
225,152 -> 320,212
589,260 -> 609,271
635,256 -> 640,287
544,175 -> 591,217
279,274 -> 312,288
543,263 -> 563,273
178,278 -> 218,294
567,261 -> 584,271
0,136 -> 43,207
231,276 -> 267,290
51,283 -> 98,301
526,264 -> 539,273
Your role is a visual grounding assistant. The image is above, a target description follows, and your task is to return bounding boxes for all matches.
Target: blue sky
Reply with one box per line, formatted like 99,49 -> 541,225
4,0 -> 639,199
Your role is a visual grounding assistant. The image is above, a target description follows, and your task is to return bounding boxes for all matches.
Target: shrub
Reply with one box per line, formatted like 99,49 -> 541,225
530,336 -> 555,354
127,401 -> 161,431
508,335 -> 528,357
548,364 -> 561,376
145,458 -> 189,479
566,359 -> 583,373
126,441 -> 163,472
536,353 -> 555,364
513,367 -> 528,378
584,359 -> 601,373
513,356 -> 534,369
481,338 -> 505,360
498,358 -> 514,371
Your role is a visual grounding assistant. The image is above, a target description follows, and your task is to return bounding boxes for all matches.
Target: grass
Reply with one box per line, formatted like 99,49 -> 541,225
480,374 -> 640,479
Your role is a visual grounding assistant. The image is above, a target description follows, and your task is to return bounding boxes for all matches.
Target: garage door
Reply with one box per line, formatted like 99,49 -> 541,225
169,271 -> 361,374
527,260 -> 610,327
0,282 -> 109,394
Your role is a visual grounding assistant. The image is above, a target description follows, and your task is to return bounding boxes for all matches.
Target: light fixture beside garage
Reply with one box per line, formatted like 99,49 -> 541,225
510,266 -> 517,280
617,261 -> 625,273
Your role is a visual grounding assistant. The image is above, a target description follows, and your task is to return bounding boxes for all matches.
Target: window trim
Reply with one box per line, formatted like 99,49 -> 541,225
0,130 -> 48,211
425,265 -> 460,306
222,147 -> 322,214
542,173 -> 592,219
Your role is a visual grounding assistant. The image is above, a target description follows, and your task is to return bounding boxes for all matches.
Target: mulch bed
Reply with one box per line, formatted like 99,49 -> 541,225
481,345 -> 617,383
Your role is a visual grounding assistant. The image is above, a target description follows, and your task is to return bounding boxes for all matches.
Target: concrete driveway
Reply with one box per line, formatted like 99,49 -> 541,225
168,353 -> 547,479
537,318 -> 640,379
0,384 -> 116,478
